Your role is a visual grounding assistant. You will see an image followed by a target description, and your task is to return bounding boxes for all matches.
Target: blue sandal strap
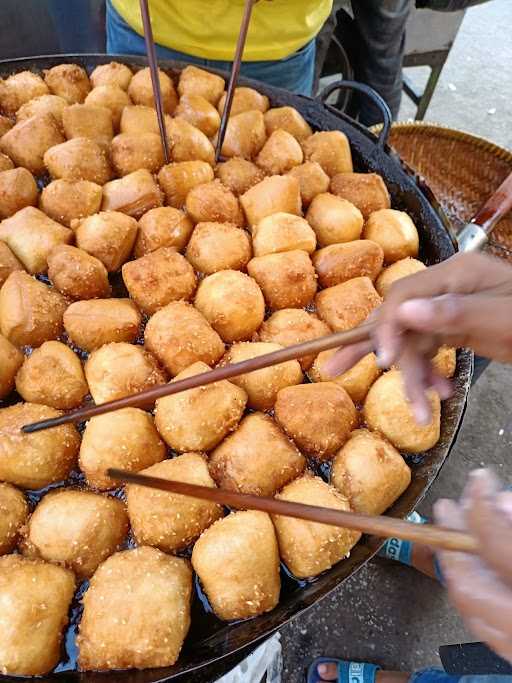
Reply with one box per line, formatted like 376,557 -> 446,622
307,657 -> 381,683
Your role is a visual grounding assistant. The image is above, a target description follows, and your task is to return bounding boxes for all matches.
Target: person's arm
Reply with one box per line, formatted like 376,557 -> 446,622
324,252 -> 512,423
434,468 -> 512,665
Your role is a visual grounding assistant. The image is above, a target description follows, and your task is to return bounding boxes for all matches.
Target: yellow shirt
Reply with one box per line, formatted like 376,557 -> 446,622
111,0 -> 333,62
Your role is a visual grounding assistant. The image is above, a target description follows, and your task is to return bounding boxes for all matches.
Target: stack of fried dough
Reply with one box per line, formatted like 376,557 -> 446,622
0,62 -> 456,676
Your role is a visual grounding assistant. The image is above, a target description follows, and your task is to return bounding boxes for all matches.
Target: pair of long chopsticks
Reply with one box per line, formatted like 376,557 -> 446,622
108,469 -> 478,554
22,322 -> 374,433
139,0 -> 254,165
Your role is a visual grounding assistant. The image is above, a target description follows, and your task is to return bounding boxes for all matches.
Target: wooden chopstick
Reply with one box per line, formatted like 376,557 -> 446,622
139,0 -> 171,164
21,322 -> 374,433
215,0 -> 256,162
108,469 -> 478,554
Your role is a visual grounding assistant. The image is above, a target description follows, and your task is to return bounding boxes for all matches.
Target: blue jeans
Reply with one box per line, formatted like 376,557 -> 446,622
411,669 -> 512,683
106,0 -> 316,96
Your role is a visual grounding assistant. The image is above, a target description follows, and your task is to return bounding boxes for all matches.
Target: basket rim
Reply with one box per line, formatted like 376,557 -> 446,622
371,120 -> 512,164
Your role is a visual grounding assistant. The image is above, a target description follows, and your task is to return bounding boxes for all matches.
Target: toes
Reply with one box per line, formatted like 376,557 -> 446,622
317,661 -> 339,680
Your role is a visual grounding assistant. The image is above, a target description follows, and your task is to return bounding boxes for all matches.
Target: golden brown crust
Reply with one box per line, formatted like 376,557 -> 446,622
185,221 -> 252,273
84,84 -> 131,130
312,240 -> 384,288
175,94 -> 221,137
77,547 -> 192,671
256,129 -> 303,175
75,210 -> 138,272
44,137 -> 113,185
240,174 -> 301,228
185,179 -> 244,226
218,87 -> 269,116
191,511 -> 280,620
287,161 -> 330,206
247,250 -> 317,310
90,62 -> 133,91
110,132 -> 164,176
16,94 -> 68,126
330,172 -> 391,219
122,247 -> 197,315
167,117 -> 215,165
47,244 -> 111,300
309,350 -> 381,404
0,482 -> 28,555
363,209 -> 419,264
375,257 -> 426,297
0,167 -> 38,220
215,157 -> 265,196
263,106 -> 312,141
0,402 -> 80,489
79,408 -> 166,490
302,131 -> 353,177
315,276 -> 382,332
101,169 -> 163,218
252,213 -> 316,257
40,179 -> 102,227
128,67 -> 178,113
306,193 -> 363,247
217,110 -> 267,160
44,64 -> 91,104
178,65 -> 225,105
135,206 -> 193,255
62,103 -> 114,147
0,72 -> 49,116
157,160 -> 214,209
1,113 -> 65,174
63,298 -> 141,352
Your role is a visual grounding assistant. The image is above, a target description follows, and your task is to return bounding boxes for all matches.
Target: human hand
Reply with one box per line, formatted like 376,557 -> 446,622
324,252 -> 512,423
434,468 -> 512,665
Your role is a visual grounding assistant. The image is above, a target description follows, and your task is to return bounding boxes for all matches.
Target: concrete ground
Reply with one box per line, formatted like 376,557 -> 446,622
281,1 -> 512,679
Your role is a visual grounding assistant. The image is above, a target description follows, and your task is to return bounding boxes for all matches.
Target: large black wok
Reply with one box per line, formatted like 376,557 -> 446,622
0,55 -> 472,683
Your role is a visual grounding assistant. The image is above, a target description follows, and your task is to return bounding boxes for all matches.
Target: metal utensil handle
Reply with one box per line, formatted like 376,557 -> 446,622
457,170 -> 512,253
317,80 -> 392,147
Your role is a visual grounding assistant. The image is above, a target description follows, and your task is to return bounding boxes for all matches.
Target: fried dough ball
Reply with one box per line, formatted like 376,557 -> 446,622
316,277 -> 382,332
364,369 -> 441,452
310,350 -> 381,404
364,209 -> 419,263
0,71 -> 49,116
155,361 -> 247,452
79,408 -> 166,490
0,113 -> 65,174
0,402 -> 80,489
331,429 -> 411,515
167,117 -> 215,165
194,270 -> 264,342
77,547 -> 192,671
209,412 -> 305,496
287,161 -> 330,207
40,179 -> 102,227
158,160 -> 214,209
0,483 -> 27,555
110,132 -> 164,176
47,245 -> 110,300
272,474 -> 361,579
0,272 -> 67,347
191,510 -> 280,620
144,301 -> 225,376
264,106 -> 312,141
218,87 -> 269,116
218,110 -> 267,160
240,174 -> 301,228
44,64 -> 90,104
375,256 -> 427,297
432,345 -> 457,379
16,94 -> 68,126
0,334 -> 23,398
90,61 -> 133,90
330,172 -> 391,219
84,84 -> 131,129
64,298 -> 141,352
216,157 -> 265,196
75,210 -> 138,271
127,453 -> 223,552
24,489 -> 128,578
134,206 -> 193,256
178,65 -> 224,105
303,130 -> 353,177
306,193 -> 363,247
186,221 -> 252,273
101,168 -> 163,218
221,342 -> 303,410
0,152 -> 13,171
122,247 -> 197,315
275,383 -> 357,460
0,206 -> 72,274
175,94 -> 220,137
186,179 -> 244,226
120,104 -> 172,135
0,555 -> 75,676
258,309 -> 330,370
127,67 -> 177,113
0,242 -> 23,287
0,118 -> 12,139
247,250 -> 317,310
44,137 -> 113,185
252,212 -> 316,257
0,167 -> 38,219
62,103 -> 113,149
85,342 -> 166,405
256,129 -> 303,175
15,341 -> 87,409
313,240 -> 384,288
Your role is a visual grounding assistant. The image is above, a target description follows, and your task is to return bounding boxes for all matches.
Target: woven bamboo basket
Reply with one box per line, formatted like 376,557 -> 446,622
373,121 -> 512,261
